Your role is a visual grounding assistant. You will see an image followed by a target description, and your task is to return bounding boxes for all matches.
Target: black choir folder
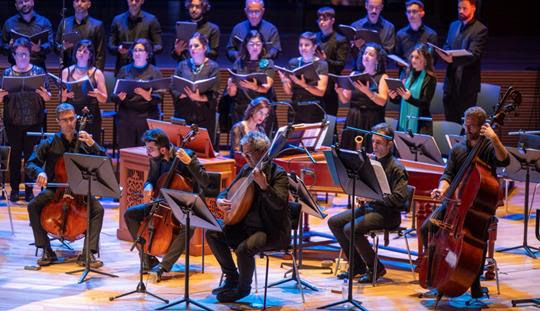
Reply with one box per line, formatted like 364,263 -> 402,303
328,72 -> 375,90
227,69 -> 267,85
63,76 -> 95,98
1,74 -> 46,92
275,62 -> 319,81
176,21 -> 197,41
171,76 -> 217,93
338,24 -> 380,44
113,78 -> 172,94
427,42 -> 473,57
385,78 -> 406,91
10,29 -> 49,44
62,31 -> 81,45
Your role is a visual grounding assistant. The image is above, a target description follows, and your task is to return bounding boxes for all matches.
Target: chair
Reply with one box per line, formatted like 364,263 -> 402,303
366,185 -> 417,286
429,82 -> 445,115
477,83 -> 501,116
0,146 -> 14,233
101,71 -> 118,158
432,120 -> 462,157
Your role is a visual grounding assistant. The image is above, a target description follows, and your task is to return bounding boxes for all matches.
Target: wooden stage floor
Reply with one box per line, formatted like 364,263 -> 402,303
1,182 -> 539,310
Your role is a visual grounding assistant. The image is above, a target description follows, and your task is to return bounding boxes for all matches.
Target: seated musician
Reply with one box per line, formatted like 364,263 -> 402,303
123,128 -> 210,281
421,106 -> 510,299
229,96 -> 271,158
328,122 -> 409,283
25,103 -> 106,268
206,131 -> 290,302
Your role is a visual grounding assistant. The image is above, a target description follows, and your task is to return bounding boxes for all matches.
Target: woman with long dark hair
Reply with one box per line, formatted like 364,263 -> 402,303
229,96 -> 271,157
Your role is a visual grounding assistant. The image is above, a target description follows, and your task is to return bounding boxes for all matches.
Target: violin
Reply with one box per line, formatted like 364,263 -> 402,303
136,125 -> 199,257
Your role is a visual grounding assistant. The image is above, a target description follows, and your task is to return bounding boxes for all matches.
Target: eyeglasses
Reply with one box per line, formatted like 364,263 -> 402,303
317,17 -> 333,22
145,146 -> 159,152
255,110 -> 269,118
406,9 -> 421,15
58,116 -> 76,123
241,149 -> 259,159
188,4 -> 202,10
367,5 -> 383,11
133,48 -> 146,53
13,52 -> 29,58
247,42 -> 263,48
246,9 -> 262,16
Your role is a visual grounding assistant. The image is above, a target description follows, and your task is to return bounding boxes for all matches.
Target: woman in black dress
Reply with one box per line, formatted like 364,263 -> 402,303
0,37 -> 51,202
227,30 -> 276,135
172,32 -> 220,146
61,39 -> 108,144
113,38 -> 163,149
336,43 -> 389,151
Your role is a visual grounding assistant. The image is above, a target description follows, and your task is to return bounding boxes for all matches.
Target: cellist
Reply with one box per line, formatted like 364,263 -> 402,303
123,128 -> 209,281
26,103 -> 107,267
420,106 -> 509,299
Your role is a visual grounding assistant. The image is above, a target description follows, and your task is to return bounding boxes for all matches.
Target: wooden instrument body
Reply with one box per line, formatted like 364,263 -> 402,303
137,158 -> 193,257
224,176 -> 254,225
419,158 -> 500,297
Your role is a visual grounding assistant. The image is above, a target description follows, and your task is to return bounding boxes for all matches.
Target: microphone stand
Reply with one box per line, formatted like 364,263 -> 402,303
109,198 -> 169,303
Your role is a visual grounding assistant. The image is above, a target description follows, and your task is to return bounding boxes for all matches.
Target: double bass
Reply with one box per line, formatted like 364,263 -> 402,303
418,87 -> 521,298
40,111 -> 90,242
136,125 -> 199,256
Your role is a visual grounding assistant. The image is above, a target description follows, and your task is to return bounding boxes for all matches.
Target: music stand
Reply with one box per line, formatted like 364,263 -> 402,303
498,143 -> 540,258
318,147 -> 387,311
446,134 -> 465,151
268,172 -> 327,291
147,119 -> 216,158
155,188 -> 221,311
394,131 -> 445,165
62,153 -> 120,283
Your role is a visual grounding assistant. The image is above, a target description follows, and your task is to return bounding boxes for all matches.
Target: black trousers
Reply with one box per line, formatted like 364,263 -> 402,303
27,189 -> 104,252
124,202 -> 195,272
443,90 -> 478,124
206,222 -> 267,291
5,123 -> 40,193
328,206 -> 401,274
420,207 -> 485,298
117,110 -> 154,149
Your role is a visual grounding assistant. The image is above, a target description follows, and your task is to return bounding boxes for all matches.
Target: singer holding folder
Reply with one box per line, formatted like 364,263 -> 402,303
172,32 -> 219,146
124,128 -> 210,281
226,30 -> 275,131
335,42 -> 389,152
112,38 -> 164,149
61,39 -> 108,145
1,37 -> 50,202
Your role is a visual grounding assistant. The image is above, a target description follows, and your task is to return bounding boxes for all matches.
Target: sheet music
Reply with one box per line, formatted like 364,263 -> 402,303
370,159 -> 390,195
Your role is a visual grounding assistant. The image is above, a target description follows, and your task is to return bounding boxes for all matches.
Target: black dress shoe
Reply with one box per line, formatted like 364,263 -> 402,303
76,252 -> 104,269
216,288 -> 250,303
25,188 -> 34,202
337,270 -> 367,280
37,249 -> 58,266
9,190 -> 19,203
212,274 -> 239,295
143,255 -> 160,272
358,268 -> 387,283
156,265 -> 167,282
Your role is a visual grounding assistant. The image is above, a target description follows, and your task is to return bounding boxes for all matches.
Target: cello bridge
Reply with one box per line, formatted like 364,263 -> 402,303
430,219 -> 453,231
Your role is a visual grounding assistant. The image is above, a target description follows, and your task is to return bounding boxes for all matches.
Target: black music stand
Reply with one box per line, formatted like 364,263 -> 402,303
155,188 -> 221,311
318,147 -> 387,311
63,153 -> 120,283
268,173 -> 327,291
109,198 -> 169,304
394,131 -> 445,165
497,143 -> 540,258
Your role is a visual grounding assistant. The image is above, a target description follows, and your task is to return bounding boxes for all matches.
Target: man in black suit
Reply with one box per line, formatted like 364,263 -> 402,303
436,0 -> 488,124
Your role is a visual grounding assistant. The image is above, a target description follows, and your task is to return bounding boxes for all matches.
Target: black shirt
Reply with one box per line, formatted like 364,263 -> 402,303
316,31 -> 349,75
2,65 -> 49,127
112,63 -> 163,116
145,146 -> 210,193
395,23 -> 437,61
1,12 -> 54,69
351,15 -> 395,61
441,140 -> 510,185
226,19 -> 281,63
171,17 -> 220,62
370,153 -> 409,217
108,10 -> 163,74
55,15 -> 107,70
26,132 -> 106,183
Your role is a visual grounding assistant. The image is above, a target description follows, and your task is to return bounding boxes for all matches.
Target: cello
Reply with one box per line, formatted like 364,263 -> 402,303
40,110 -> 91,242
418,87 -> 521,298
136,125 -> 199,257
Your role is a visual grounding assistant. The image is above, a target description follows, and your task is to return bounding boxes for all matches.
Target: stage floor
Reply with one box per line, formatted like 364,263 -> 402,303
1,182 -> 539,310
